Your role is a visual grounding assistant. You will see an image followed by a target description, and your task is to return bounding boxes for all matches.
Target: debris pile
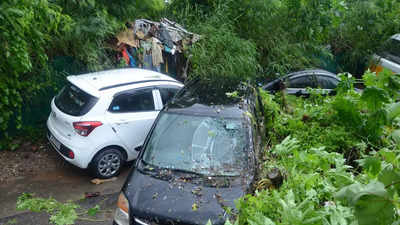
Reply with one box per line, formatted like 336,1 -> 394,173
115,18 -> 200,80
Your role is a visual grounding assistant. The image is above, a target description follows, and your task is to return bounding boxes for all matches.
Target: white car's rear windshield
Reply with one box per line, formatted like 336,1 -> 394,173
54,82 -> 98,116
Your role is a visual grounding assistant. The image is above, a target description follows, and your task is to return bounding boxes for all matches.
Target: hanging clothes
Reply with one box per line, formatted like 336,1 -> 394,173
126,51 -> 136,68
121,48 -> 130,65
127,47 -> 138,68
143,52 -> 153,70
152,38 -> 164,68
141,39 -> 153,70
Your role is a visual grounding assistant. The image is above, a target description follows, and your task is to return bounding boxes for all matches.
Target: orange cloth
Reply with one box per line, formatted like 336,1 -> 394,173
121,48 -> 130,65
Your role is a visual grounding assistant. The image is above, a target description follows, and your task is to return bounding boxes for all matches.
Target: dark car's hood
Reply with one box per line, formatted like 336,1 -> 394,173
123,169 -> 251,225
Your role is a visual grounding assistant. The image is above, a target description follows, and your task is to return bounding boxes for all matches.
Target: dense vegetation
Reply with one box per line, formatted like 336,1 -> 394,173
2,1 -> 400,223
1,0 -> 399,147
234,70 -> 400,225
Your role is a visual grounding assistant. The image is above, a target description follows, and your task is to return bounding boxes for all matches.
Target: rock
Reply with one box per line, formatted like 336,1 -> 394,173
267,168 -> 283,188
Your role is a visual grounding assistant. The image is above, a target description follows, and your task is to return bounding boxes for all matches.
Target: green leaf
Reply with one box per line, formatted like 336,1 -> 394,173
247,212 -> 276,225
357,156 -> 381,178
336,181 -> 395,225
272,136 -> 299,156
87,205 -> 99,216
386,102 -> 400,123
388,74 -> 400,91
335,181 -> 387,205
354,194 -> 395,225
378,166 -> 400,196
390,130 -> 400,145
361,87 -> 390,112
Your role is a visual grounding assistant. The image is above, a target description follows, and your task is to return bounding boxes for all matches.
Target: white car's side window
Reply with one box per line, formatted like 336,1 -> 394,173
109,88 -> 155,113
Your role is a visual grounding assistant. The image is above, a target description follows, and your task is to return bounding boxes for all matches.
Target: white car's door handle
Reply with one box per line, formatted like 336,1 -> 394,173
116,119 -> 128,125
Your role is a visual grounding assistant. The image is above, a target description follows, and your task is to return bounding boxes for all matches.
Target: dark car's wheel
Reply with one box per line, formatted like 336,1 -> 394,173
90,148 -> 125,179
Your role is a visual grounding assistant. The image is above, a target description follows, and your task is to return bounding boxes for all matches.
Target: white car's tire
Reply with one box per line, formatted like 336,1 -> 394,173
90,148 -> 125,179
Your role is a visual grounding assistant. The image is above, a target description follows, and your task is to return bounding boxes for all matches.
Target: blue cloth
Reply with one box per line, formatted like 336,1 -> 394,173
126,50 -> 136,68
164,45 -> 172,53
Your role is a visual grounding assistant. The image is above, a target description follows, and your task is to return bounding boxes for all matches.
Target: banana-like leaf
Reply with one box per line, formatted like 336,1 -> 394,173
386,102 -> 400,123
390,129 -> 400,145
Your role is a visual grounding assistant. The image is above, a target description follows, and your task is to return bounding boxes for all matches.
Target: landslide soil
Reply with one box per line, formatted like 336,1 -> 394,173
0,139 -> 73,184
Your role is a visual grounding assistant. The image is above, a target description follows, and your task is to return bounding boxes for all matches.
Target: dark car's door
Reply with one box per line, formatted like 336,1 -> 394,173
285,75 -> 317,96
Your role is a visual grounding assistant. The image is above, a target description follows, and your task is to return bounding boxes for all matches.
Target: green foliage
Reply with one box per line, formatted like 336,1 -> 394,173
17,193 -> 78,225
237,136 -> 356,225
17,193 -> 103,225
87,204 -> 100,216
0,0 -> 72,144
237,69 -> 400,224
332,70 -> 400,143
189,15 -> 259,93
336,73 -> 356,94
335,181 -> 395,225
330,0 -> 400,74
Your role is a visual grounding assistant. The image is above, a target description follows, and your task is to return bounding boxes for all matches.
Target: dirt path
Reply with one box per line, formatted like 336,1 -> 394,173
0,141 -> 64,184
0,141 -> 130,221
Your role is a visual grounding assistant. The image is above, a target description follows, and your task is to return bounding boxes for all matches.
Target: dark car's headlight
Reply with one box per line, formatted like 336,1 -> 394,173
114,192 -> 130,225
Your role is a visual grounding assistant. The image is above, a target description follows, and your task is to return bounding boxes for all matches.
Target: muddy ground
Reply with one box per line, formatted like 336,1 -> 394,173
0,139 -> 130,224
0,140 -> 70,184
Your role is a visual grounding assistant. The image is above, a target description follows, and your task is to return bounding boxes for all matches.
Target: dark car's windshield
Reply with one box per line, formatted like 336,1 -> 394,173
54,82 -> 98,116
142,112 -> 250,177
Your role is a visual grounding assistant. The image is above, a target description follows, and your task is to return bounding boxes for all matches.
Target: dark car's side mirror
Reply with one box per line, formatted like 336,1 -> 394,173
135,146 -> 142,152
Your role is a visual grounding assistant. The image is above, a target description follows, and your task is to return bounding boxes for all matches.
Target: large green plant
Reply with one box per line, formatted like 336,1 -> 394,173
0,0 -> 72,144
333,70 -> 400,144
189,16 -> 259,94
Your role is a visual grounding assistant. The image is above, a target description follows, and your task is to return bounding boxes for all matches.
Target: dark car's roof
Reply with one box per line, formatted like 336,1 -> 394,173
285,69 -> 336,78
164,82 -> 254,119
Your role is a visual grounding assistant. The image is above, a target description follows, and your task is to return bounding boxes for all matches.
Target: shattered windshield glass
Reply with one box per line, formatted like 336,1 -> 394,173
142,112 -> 250,176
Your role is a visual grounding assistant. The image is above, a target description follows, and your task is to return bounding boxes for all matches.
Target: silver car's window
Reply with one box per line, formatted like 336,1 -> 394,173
288,76 -> 316,88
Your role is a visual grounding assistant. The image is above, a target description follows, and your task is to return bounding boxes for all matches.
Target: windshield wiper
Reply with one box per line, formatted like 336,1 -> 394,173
169,168 -> 205,177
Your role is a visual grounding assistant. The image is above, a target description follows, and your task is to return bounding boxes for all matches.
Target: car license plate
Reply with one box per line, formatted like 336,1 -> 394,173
49,133 -> 61,150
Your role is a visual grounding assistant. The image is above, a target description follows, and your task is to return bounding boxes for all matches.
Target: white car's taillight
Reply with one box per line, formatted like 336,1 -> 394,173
73,121 -> 102,136
114,192 -> 130,225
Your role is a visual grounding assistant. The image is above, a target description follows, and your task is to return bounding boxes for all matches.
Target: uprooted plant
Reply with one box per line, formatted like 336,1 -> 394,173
16,193 -> 107,225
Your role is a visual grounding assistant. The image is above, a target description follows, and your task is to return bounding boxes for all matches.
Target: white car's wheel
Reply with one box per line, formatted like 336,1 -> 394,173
90,148 -> 125,179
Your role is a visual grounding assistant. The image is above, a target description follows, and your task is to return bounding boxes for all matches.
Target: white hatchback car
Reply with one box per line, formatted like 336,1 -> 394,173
47,68 -> 183,178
